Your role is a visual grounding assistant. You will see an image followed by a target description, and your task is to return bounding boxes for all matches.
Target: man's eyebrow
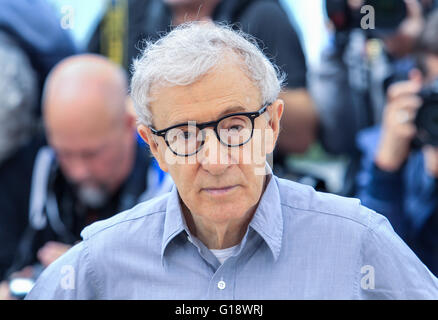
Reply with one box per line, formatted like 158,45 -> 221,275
216,105 -> 248,118
167,105 -> 248,127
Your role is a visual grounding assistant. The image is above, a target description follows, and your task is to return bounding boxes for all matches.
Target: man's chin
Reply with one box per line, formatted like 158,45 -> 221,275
197,202 -> 251,222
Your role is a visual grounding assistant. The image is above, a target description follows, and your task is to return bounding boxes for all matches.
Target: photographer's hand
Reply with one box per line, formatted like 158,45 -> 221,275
375,78 -> 422,172
37,241 -> 72,267
422,145 -> 438,177
384,0 -> 425,58
0,281 -> 15,300
399,0 -> 425,38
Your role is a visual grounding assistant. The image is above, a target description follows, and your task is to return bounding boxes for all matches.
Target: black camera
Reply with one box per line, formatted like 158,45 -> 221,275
414,79 -> 438,147
325,0 -> 407,34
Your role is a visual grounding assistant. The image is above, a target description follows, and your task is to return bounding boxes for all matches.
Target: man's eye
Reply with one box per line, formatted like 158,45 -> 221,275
224,122 -> 247,133
229,124 -> 244,132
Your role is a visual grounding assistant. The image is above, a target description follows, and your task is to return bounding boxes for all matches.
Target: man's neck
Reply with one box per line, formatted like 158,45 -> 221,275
183,207 -> 255,249
171,0 -> 220,26
181,173 -> 270,250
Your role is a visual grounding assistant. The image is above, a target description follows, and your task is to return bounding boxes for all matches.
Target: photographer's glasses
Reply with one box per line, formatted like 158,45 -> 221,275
150,103 -> 270,157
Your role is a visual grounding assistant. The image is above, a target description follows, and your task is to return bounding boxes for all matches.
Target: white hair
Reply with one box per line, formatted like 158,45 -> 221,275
130,22 -> 285,126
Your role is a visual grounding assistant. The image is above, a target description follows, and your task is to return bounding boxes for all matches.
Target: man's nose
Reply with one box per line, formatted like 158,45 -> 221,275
198,129 -> 233,175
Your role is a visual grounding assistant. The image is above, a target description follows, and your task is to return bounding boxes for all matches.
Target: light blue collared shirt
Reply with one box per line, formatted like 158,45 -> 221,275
26,168 -> 438,299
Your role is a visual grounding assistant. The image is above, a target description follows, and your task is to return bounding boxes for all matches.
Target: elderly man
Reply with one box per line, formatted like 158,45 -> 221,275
26,23 -> 438,299
0,54 -> 170,298
90,0 -> 317,156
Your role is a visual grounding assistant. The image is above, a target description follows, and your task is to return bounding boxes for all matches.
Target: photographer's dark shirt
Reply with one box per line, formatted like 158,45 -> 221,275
408,208 -> 438,276
0,141 -> 150,279
89,0 -> 307,89
357,126 -> 438,277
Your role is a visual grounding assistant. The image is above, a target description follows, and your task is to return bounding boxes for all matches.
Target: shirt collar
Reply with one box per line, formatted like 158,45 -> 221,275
161,185 -> 187,261
248,164 -> 283,261
161,163 -> 283,262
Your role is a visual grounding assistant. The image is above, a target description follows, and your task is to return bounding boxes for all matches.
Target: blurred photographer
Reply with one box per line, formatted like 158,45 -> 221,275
356,9 -> 438,276
0,54 -> 172,299
311,0 -> 435,195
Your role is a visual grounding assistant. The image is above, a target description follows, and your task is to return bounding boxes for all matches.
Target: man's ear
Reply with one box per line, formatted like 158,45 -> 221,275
124,111 -> 137,130
121,96 -> 137,130
137,124 -> 169,172
125,96 -> 136,117
265,99 -> 284,154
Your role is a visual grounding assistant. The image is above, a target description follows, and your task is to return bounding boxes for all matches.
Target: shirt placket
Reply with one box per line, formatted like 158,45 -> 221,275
205,257 -> 237,299
187,233 -> 238,299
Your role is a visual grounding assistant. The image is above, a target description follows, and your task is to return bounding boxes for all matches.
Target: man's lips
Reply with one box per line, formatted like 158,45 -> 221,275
201,185 -> 239,195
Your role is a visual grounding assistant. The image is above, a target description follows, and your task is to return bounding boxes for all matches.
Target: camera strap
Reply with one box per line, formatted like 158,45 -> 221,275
28,146 -> 54,231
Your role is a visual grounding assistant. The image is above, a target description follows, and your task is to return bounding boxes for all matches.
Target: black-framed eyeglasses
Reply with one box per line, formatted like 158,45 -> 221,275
150,103 -> 271,157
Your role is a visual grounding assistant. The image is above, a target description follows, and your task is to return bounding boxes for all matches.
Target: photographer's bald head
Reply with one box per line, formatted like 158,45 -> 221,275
42,54 -> 136,207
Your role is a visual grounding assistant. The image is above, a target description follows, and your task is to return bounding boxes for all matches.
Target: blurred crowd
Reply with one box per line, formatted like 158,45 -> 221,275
0,0 -> 437,299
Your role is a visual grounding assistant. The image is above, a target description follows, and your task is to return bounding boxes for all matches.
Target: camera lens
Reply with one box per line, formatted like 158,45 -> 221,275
414,81 -> 438,147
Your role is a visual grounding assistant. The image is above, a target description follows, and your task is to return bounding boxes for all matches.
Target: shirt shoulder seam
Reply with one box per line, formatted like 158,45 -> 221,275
84,210 -> 166,240
279,202 -> 370,229
82,238 -> 102,298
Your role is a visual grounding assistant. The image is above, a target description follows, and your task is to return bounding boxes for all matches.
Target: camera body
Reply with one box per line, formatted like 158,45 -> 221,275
414,79 -> 438,147
325,0 -> 407,34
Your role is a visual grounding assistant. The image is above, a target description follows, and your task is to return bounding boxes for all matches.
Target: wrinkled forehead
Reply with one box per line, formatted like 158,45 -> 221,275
148,61 -> 262,127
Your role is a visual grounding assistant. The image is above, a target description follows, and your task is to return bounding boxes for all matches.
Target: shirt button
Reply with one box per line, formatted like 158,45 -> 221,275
217,280 -> 226,290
